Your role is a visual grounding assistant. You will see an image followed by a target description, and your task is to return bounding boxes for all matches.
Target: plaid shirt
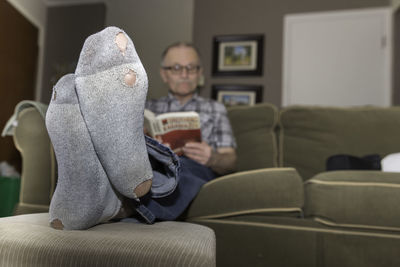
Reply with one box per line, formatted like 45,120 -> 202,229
145,93 -> 236,149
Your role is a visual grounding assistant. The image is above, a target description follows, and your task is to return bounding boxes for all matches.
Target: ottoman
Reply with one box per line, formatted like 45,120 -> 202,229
0,213 -> 216,267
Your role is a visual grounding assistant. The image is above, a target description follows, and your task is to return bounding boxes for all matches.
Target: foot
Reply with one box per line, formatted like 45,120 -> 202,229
75,27 -> 153,199
47,74 -> 121,230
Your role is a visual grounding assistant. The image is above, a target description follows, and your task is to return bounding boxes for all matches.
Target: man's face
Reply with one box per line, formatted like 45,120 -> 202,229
160,46 -> 202,98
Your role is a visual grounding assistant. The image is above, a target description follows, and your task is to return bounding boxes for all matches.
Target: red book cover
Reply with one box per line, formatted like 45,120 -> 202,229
157,129 -> 201,155
144,109 -> 202,155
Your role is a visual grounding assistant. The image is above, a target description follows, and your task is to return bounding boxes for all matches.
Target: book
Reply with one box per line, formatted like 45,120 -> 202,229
144,109 -> 202,155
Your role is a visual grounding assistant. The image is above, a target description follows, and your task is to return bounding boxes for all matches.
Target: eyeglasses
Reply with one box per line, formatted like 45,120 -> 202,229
162,64 -> 201,75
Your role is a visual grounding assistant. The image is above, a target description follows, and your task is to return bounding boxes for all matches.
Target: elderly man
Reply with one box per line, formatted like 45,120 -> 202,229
146,42 -> 237,175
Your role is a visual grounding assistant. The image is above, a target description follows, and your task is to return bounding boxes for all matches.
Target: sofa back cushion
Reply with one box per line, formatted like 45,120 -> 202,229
227,103 -> 279,172
279,106 -> 400,180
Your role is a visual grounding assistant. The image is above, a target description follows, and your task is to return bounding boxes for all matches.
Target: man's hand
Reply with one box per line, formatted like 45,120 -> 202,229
182,141 -> 212,165
183,141 -> 237,175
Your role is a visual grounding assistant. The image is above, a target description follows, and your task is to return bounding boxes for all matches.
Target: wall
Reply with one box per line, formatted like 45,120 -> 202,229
8,0 -> 394,105
194,0 -> 391,107
105,0 -> 194,100
7,0 -> 46,102
7,0 -> 107,103
40,3 -> 106,103
7,0 -> 194,102
6,0 -> 46,28
393,0 -> 400,10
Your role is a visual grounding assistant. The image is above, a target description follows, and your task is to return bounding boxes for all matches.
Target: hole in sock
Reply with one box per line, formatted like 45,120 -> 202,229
134,179 -> 152,198
115,32 -> 128,55
124,69 -> 137,86
50,219 -> 64,230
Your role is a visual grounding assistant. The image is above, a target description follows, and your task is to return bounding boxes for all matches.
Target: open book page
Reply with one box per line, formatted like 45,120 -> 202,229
144,109 -> 163,136
144,109 -> 202,155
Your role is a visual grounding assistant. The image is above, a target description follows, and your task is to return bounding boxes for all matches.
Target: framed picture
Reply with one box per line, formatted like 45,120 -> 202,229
211,84 -> 263,106
212,34 -> 264,76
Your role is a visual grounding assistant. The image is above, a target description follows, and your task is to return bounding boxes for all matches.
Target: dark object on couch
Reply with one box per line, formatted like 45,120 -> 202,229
326,154 -> 381,171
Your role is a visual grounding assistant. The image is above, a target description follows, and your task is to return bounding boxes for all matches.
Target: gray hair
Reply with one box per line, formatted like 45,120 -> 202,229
161,42 -> 202,66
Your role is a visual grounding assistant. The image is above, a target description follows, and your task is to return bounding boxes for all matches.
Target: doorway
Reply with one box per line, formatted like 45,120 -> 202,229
0,1 -> 38,171
282,8 -> 392,107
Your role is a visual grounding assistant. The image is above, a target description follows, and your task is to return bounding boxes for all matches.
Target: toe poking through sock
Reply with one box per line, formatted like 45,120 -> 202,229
115,32 -> 128,55
124,69 -> 136,86
134,179 -> 152,198
50,219 -> 64,230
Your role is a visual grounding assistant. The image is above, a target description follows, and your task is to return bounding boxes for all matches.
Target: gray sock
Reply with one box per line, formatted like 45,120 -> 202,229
74,26 -> 153,199
46,74 -> 122,230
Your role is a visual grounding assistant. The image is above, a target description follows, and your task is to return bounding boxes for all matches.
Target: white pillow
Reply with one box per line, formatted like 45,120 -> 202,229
381,153 -> 400,172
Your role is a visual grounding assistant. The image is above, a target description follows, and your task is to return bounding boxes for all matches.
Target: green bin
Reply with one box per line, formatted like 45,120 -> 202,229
0,176 -> 20,217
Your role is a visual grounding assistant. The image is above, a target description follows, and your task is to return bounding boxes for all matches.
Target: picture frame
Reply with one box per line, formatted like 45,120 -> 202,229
212,34 -> 264,76
211,84 -> 263,106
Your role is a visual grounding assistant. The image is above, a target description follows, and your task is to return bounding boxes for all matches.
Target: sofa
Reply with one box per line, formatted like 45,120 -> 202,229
2,102 -> 400,267
187,103 -> 400,266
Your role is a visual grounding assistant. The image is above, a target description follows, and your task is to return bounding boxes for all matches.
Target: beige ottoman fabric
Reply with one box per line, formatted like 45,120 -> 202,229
0,213 -> 216,267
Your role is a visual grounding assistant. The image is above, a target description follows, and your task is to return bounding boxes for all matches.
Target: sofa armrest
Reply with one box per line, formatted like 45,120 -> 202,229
185,168 -> 304,220
12,107 -> 55,214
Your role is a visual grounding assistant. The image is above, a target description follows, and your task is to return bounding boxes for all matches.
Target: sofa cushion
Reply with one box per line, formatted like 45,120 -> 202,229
279,106 -> 400,180
185,168 -> 304,220
227,103 -> 279,172
305,171 -> 400,231
0,213 -> 216,267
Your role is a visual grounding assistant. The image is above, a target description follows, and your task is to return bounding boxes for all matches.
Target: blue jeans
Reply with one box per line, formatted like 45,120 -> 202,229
129,137 -> 217,223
